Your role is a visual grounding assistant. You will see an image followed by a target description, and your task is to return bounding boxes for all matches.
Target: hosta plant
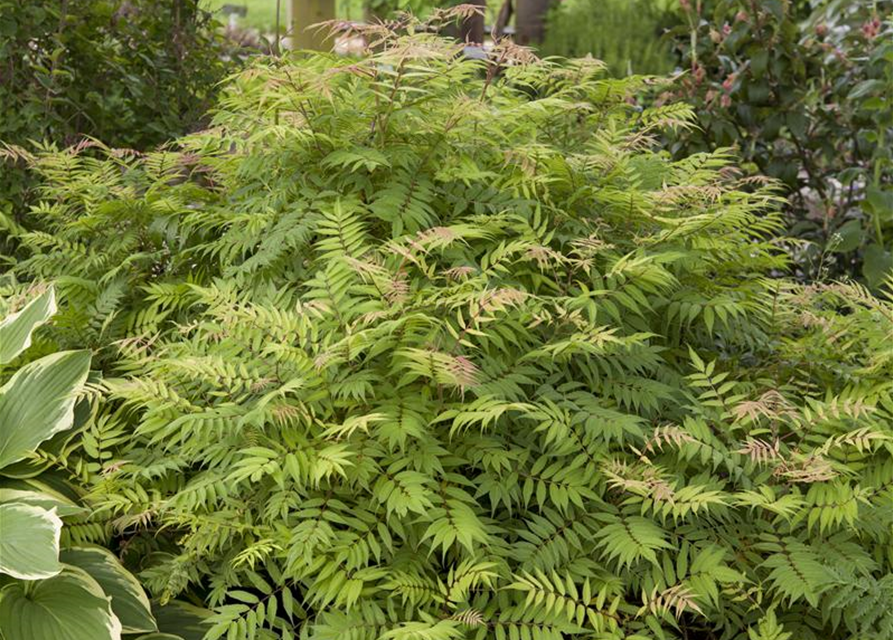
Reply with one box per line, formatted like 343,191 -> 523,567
0,287 -> 158,640
6,16 -> 893,640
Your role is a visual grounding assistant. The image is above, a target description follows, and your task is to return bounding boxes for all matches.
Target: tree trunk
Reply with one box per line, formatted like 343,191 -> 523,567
515,0 -> 552,45
493,0 -> 513,38
289,0 -> 335,50
458,0 -> 487,44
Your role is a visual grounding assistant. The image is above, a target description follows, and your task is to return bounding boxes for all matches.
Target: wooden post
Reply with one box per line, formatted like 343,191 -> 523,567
288,0 -> 336,50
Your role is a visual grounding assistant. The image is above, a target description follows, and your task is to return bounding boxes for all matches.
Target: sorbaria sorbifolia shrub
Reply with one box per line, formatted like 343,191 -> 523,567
6,12 -> 893,640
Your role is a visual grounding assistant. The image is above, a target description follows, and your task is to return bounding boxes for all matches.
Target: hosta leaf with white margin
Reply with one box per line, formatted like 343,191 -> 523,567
0,349 -> 91,469
0,286 -> 56,364
0,486 -> 86,517
62,546 -> 157,633
0,502 -> 63,579
0,400 -> 92,479
0,566 -> 122,640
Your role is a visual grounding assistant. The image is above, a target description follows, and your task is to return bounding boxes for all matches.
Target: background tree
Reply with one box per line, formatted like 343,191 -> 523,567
515,0 -> 553,43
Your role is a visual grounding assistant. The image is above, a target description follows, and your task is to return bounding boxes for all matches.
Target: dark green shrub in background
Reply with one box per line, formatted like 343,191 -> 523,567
0,0 -> 235,220
665,0 -> 893,285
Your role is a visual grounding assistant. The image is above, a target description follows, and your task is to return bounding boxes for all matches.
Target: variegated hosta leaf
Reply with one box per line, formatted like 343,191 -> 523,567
0,286 -> 56,365
0,566 -> 122,640
0,486 -> 86,517
0,502 -> 63,580
62,546 -> 157,634
0,349 -> 91,469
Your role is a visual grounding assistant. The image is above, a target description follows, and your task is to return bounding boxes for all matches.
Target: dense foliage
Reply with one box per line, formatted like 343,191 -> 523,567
665,0 -> 893,284
3,16 -> 893,640
0,0 -> 234,218
542,0 -> 675,75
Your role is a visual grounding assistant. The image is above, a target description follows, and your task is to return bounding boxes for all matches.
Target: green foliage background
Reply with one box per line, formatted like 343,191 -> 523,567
3,17 -> 893,640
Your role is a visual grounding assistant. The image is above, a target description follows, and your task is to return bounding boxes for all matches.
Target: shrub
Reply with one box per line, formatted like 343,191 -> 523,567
664,0 -> 893,284
6,18 -> 893,640
0,0 -> 234,218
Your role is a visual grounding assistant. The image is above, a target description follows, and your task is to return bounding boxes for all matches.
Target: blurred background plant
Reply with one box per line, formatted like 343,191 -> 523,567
200,0 -> 676,74
542,0 -> 676,75
205,0 -> 286,30
203,0 -> 367,30
664,0 -> 893,285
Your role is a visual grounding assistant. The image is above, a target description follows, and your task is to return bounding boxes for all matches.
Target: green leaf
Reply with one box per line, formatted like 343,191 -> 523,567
762,541 -> 832,607
748,609 -> 792,640
0,456 -> 55,479
322,147 -> 391,172
594,515 -> 672,569
0,566 -> 122,640
864,186 -> 893,223
62,546 -> 156,634
0,349 -> 91,469
785,112 -> 808,139
0,487 -> 86,517
0,502 -> 63,580
0,416 -> 87,479
152,600 -> 213,640
830,219 -> 863,253
381,620 -> 463,640
862,244 -> 893,288
848,79 -> 884,100
0,287 -> 56,365
751,50 -> 769,78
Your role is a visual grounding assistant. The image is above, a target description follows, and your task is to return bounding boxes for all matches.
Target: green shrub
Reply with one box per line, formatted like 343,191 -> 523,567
542,0 -> 675,75
0,0 -> 234,219
664,0 -> 893,284
6,18 -> 893,640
